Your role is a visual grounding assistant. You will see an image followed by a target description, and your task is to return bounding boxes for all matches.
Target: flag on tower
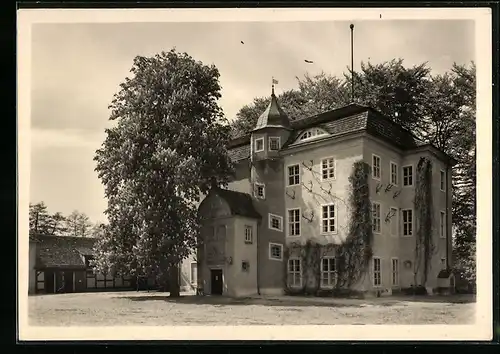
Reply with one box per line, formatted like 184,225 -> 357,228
272,78 -> 279,85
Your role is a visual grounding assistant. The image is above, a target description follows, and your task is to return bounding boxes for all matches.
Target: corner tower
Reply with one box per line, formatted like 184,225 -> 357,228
250,85 -> 291,295
251,85 -> 292,162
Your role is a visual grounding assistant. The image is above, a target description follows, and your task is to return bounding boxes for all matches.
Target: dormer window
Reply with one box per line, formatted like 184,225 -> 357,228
298,128 -> 328,142
269,137 -> 280,151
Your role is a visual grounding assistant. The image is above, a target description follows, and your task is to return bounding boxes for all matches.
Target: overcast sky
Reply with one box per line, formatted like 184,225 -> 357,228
29,19 -> 474,223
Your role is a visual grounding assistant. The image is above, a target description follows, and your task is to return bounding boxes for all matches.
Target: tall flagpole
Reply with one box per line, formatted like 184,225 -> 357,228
350,23 -> 355,103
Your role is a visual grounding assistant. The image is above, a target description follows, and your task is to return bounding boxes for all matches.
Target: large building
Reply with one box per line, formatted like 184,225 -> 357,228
196,88 -> 456,298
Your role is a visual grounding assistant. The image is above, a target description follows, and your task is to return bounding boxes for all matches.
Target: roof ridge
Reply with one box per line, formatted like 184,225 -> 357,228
290,103 -> 369,129
367,108 -> 423,141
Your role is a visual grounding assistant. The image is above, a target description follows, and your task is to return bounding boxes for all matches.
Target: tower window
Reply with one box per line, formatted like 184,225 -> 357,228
269,137 -> 280,151
254,137 -> 264,152
254,183 -> 265,199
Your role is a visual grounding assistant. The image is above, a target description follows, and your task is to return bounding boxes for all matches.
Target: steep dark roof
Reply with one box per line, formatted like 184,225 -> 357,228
285,103 -> 426,150
227,103 -> 433,161
211,188 -> 261,219
228,144 -> 251,162
36,235 -> 96,269
253,93 -> 291,131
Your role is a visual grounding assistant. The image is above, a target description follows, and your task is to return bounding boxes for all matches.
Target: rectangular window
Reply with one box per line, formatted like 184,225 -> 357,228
254,183 -> 265,199
190,262 -> 197,284
321,157 -> 336,180
287,208 -> 301,237
390,161 -> 398,186
390,207 -> 398,237
391,258 -> 399,286
287,258 -> 302,287
403,165 -> 413,186
372,154 -> 381,180
402,209 -> 413,236
269,243 -> 283,261
321,204 -> 336,234
372,202 -> 381,233
269,137 -> 280,151
244,225 -> 253,244
440,211 -> 446,238
255,137 -> 264,152
268,214 -> 283,232
441,258 -> 447,269
321,257 -> 337,287
373,257 -> 382,287
440,170 -> 445,191
287,164 -> 300,186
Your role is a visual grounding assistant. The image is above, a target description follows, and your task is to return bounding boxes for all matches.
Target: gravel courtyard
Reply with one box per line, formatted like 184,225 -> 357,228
28,291 -> 476,326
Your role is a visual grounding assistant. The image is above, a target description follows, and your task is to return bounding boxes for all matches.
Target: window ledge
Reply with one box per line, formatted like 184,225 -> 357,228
321,177 -> 337,182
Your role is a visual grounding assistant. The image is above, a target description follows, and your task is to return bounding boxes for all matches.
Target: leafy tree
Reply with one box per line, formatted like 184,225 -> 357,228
29,202 -> 52,235
448,63 -> 476,273
94,49 -> 234,297
49,212 -> 67,235
350,59 -> 432,135
89,222 -> 111,239
454,240 -> 476,286
65,210 -> 93,237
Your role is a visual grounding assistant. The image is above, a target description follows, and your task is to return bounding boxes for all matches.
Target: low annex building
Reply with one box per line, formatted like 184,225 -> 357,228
196,88 -> 456,297
28,234 -> 196,294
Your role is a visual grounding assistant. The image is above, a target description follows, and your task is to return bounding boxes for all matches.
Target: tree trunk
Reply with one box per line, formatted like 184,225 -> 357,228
168,264 -> 180,297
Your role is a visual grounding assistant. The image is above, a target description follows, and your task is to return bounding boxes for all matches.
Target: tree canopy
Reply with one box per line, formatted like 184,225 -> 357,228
93,49 -> 234,296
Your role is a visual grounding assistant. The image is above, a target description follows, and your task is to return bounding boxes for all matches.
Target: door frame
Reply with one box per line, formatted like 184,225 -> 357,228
208,266 -> 224,295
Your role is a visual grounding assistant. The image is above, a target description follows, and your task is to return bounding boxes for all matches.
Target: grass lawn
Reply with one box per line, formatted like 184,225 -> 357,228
28,291 -> 476,326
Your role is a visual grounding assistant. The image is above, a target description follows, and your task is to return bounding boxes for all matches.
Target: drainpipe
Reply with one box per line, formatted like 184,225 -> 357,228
250,135 -> 261,296
256,220 -> 261,295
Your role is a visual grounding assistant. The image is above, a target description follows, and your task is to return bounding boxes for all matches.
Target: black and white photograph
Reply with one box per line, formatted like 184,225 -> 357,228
17,7 -> 492,341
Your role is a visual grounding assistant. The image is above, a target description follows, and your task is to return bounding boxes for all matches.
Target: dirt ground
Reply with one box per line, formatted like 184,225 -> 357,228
28,291 -> 476,326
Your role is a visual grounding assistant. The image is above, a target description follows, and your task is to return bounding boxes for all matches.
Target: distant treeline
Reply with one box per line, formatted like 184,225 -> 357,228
29,201 -> 105,237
